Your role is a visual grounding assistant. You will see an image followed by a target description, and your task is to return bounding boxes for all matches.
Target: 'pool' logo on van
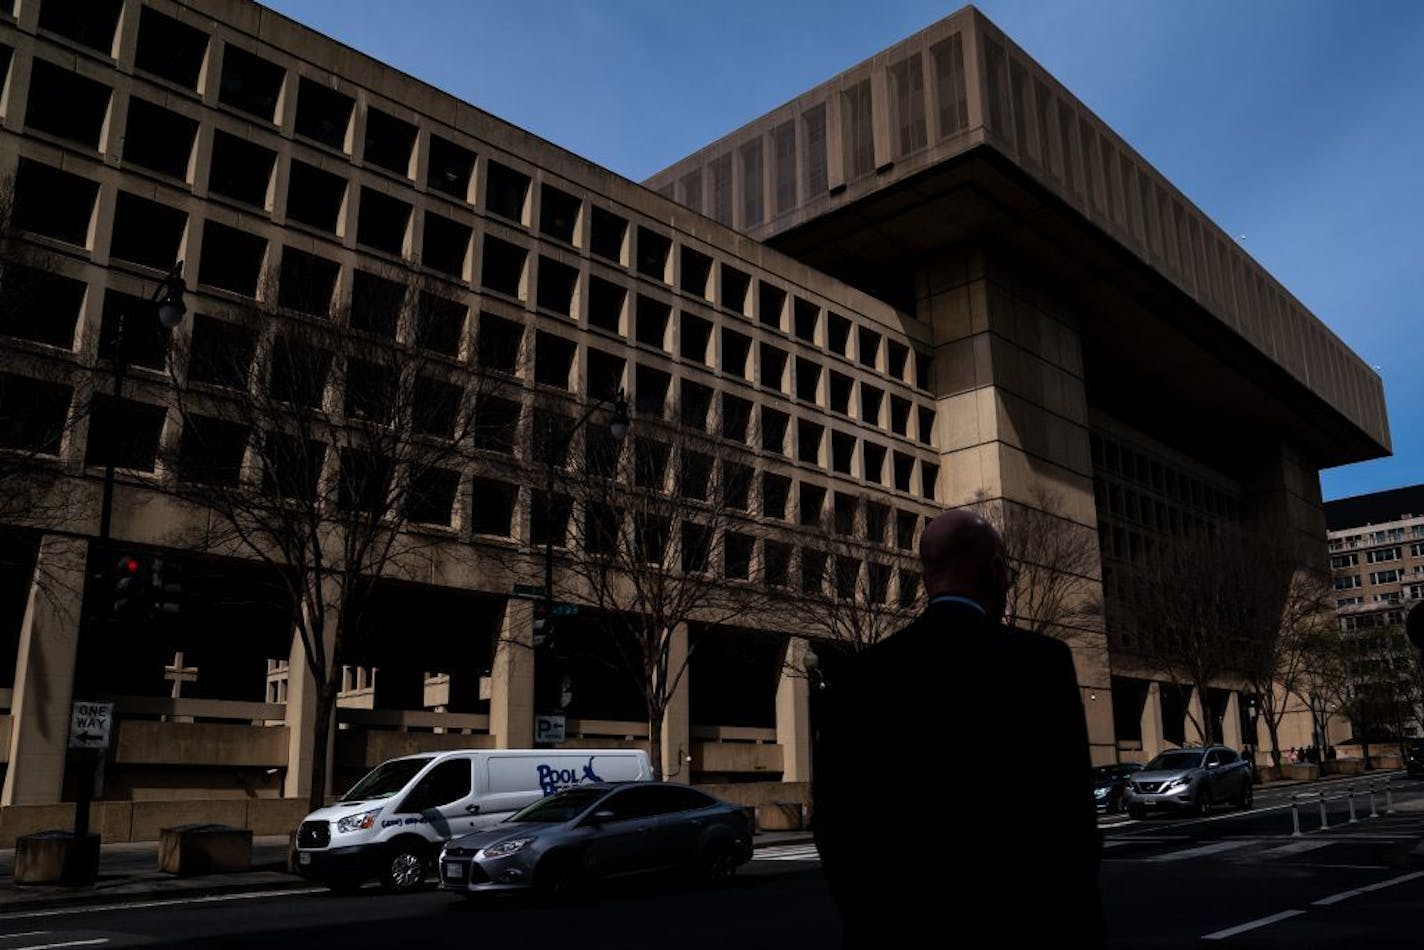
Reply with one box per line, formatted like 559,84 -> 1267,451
537,757 -> 605,795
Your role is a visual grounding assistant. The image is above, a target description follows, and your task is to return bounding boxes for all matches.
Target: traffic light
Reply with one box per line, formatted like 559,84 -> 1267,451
112,554 -> 152,620
150,557 -> 183,616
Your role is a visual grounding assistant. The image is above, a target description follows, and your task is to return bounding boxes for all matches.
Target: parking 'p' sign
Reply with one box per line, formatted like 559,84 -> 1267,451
68,702 -> 113,750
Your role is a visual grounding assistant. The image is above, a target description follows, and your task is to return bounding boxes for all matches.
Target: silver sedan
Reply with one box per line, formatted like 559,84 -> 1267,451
1123,746 -> 1254,818
437,782 -> 753,899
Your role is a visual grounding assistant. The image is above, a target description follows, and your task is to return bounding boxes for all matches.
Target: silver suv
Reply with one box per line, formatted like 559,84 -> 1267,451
1123,745 -> 1253,818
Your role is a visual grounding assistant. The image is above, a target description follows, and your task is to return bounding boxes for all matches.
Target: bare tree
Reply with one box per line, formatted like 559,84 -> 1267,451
547,402 -> 776,779
162,268 -> 497,808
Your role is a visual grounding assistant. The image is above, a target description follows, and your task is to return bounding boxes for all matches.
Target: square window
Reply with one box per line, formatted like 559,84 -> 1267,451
428,134 -> 476,200
219,46 -> 285,122
295,78 -> 354,150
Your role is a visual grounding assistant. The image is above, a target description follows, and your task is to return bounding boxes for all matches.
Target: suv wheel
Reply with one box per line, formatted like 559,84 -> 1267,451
1196,788 -> 1214,817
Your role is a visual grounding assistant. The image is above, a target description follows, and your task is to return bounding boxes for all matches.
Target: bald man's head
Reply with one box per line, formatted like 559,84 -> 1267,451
920,509 -> 1011,622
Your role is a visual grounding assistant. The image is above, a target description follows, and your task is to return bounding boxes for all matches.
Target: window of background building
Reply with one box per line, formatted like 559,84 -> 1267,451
428,134 -> 476,200
843,79 -> 874,178
933,35 -> 969,139
710,154 -> 733,226
740,139 -> 764,227
363,108 -> 417,177
208,130 -> 276,207
485,161 -> 530,224
14,159 -> 98,247
134,7 -> 208,90
357,188 -> 412,256
286,160 -> 347,233
773,120 -> 796,215
123,98 -> 199,180
586,276 -> 625,335
219,46 -> 285,122
891,54 -> 927,157
295,78 -> 354,150
25,60 -> 110,148
588,207 -> 627,265
802,104 -> 827,196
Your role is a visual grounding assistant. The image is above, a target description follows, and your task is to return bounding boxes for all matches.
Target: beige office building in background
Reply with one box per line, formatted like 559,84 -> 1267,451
0,0 -> 1389,827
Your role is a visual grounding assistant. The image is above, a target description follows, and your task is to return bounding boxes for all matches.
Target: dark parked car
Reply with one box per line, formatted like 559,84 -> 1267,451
437,782 -> 753,900
1092,763 -> 1144,814
1406,739 -> 1424,777
1123,745 -> 1254,818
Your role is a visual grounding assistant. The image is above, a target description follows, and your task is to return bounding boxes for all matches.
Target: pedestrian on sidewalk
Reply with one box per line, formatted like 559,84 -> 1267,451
811,509 -> 1102,948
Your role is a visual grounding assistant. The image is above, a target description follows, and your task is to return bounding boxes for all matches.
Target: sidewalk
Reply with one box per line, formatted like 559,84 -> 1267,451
0,830 -> 815,916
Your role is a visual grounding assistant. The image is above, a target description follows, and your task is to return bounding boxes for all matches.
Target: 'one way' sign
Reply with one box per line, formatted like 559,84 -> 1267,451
68,702 -> 113,750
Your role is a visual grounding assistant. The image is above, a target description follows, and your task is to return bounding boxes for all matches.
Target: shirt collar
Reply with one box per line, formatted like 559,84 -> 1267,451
928,594 -> 987,617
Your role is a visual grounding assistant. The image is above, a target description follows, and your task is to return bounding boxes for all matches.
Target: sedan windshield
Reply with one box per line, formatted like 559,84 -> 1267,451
508,788 -> 607,824
1145,751 -> 1204,771
339,757 -> 433,803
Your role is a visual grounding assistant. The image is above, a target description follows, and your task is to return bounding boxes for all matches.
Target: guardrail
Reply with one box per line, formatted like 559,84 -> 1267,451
1290,778 -> 1394,836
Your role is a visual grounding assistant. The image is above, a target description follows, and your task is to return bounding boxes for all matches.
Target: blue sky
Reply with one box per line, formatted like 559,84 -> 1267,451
265,0 -> 1422,502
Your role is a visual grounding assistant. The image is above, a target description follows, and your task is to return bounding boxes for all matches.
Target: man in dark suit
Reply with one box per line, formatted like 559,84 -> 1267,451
812,509 -> 1102,947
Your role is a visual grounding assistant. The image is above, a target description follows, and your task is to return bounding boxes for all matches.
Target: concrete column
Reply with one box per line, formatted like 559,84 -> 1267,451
1185,688 -> 1206,746
283,580 -> 339,801
776,638 -> 813,783
660,622 -> 691,784
3,535 -> 88,806
1222,691 -> 1242,751
489,599 -> 534,748
1140,681 -> 1163,759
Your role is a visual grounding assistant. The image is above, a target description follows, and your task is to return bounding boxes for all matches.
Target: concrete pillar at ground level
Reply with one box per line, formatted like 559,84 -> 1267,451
490,600 -> 534,749
1140,682 -> 1163,760
283,582 -> 339,801
1222,692 -> 1242,751
1186,689 -> 1206,746
660,623 -> 690,783
3,535 -> 88,806
776,638 -> 812,783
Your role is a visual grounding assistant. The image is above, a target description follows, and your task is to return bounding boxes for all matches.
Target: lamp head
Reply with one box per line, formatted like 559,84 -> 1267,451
157,274 -> 188,329
610,390 -> 631,441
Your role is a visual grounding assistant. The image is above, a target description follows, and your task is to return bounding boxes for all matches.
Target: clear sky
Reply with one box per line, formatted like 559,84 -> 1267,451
264,0 -> 1422,503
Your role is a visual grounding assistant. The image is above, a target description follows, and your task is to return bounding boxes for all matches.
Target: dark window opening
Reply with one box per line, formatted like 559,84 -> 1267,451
833,556 -> 860,600
350,270 -> 405,339
636,227 -> 671,281
681,247 -> 712,298
773,120 -> 797,215
721,329 -> 751,379
680,454 -> 711,502
0,265 -> 86,348
799,485 -> 826,527
99,288 -> 168,369
286,160 -> 346,233
536,256 -> 578,316
680,381 -> 713,431
485,161 -> 530,224
39,0 -> 122,53
218,45 -> 284,122
918,407 -> 935,445
363,108 -> 417,176
724,462 -> 752,511
14,159 -> 98,246
208,129 -> 275,207
826,313 -> 850,355
584,502 -> 621,553
758,282 -> 785,328
761,408 -> 788,454
25,61 -> 110,148
589,207 -> 626,264
471,478 -> 516,536
725,533 -> 753,580
721,394 -> 751,443
678,170 -> 702,214
893,453 -> 913,493
915,350 -> 933,390
721,265 -> 750,316
740,139 -> 764,226
110,191 -> 187,270
921,462 -> 939,500
475,396 -> 520,454
539,184 -> 580,243
863,443 -> 886,485
345,359 -> 397,424
262,433 -> 323,501
887,340 -> 909,381
0,372 -> 71,453
412,377 -> 462,439
765,540 -> 791,587
187,316 -> 255,389
797,420 -> 823,465
409,468 -> 459,526
414,293 -> 465,357
585,425 -> 622,480
269,338 -> 331,408
427,133 -> 475,200
134,7 -> 207,90
84,395 -> 165,471
864,502 -> 889,544
793,298 -> 818,341
532,409 -> 573,464
760,344 -> 787,392
477,313 -> 522,374
844,79 -> 874,178
680,314 -> 712,363
794,357 -> 821,403
586,276 -> 625,334
828,372 -> 852,415
177,414 -> 248,486
833,493 -> 859,536
534,332 -> 576,389
198,221 -> 266,297
586,349 -> 625,401
636,516 -> 671,565
122,98 -> 198,179
481,235 -> 527,298
634,365 -> 670,417
277,248 -> 339,316
867,562 -> 891,604
831,432 -> 855,475
682,521 -> 711,573
337,448 -> 394,513
801,549 -> 826,594
890,396 -> 910,436
423,212 -> 472,278
762,473 -> 790,520
896,511 -> 918,550
858,328 -> 882,369
633,438 -> 670,490
357,187 -> 412,256
899,569 -> 921,608
710,154 -> 732,225
295,78 -> 353,150
635,295 -> 669,349
861,385 -> 883,425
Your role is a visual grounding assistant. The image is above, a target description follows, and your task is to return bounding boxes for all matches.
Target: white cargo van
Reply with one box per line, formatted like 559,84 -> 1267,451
294,748 -> 651,891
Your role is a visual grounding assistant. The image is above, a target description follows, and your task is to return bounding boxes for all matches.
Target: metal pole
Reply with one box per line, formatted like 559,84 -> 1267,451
1369,781 -> 1379,819
1386,778 -> 1394,815
1348,786 -> 1357,823
1291,795 -> 1302,837
1319,791 -> 1329,831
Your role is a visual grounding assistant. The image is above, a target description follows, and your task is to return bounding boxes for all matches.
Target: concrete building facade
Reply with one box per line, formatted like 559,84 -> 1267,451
0,0 -> 1390,825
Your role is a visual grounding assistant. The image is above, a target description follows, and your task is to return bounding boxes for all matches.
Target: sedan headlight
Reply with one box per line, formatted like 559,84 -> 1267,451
479,837 -> 534,859
335,809 -> 381,834
1093,787 -> 1109,798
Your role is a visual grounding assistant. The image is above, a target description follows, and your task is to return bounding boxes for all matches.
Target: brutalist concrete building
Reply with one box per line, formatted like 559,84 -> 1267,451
0,0 -> 1388,823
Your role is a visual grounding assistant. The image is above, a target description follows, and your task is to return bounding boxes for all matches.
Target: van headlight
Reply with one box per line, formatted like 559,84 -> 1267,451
479,838 -> 534,859
336,809 -> 381,834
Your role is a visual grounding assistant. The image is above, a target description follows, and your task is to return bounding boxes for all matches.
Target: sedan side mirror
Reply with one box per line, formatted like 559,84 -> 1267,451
589,809 -> 616,824
1207,761 -> 1220,769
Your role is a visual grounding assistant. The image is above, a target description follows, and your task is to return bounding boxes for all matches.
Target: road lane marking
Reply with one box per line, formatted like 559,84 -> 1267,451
11,940 -> 107,950
0,936 -> 51,942
754,845 -> 820,862
1146,840 -> 1254,862
1202,909 -> 1305,941
0,888 -> 324,921
1311,870 -> 1424,906
1255,840 -> 1332,858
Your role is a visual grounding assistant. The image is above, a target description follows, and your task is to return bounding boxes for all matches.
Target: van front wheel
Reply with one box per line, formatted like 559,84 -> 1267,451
380,840 -> 429,893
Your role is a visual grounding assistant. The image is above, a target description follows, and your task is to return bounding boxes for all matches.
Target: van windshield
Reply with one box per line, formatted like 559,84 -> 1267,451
339,757 -> 434,803
507,788 -> 606,824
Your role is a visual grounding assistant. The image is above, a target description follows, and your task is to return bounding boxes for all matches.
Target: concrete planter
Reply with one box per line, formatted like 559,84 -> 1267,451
158,824 -> 253,876
754,802 -> 804,832
13,831 -> 101,885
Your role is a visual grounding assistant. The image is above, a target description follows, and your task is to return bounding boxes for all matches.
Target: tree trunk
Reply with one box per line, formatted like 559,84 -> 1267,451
307,676 -> 339,813
1266,718 -> 1283,769
648,709 -> 664,782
